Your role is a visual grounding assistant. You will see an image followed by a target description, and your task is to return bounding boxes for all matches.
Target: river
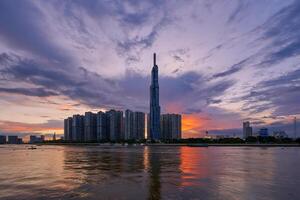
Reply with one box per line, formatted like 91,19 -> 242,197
0,145 -> 299,200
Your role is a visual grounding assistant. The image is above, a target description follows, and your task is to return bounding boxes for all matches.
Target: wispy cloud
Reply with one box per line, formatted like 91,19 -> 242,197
0,0 -> 299,136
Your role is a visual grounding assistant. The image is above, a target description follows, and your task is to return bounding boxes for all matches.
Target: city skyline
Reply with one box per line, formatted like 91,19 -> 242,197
0,1 -> 300,139
62,54 -> 182,143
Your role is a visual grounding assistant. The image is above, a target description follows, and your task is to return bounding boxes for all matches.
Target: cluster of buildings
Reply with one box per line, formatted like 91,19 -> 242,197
243,121 -> 291,139
243,121 -> 271,138
0,135 -> 23,144
64,111 -> 182,142
29,135 -> 45,143
64,53 -> 182,142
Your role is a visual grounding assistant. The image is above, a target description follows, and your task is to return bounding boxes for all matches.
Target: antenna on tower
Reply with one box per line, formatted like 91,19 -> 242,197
153,53 -> 156,65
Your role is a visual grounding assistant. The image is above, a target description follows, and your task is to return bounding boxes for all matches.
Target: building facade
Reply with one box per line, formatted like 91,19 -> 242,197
160,114 -> 182,140
84,112 -> 97,142
243,121 -> 253,138
125,110 -> 145,140
125,110 -> 133,140
0,135 -> 6,144
30,135 -> 45,143
149,53 -> 160,140
107,110 -> 124,141
64,117 -> 73,141
72,114 -> 84,142
96,111 -> 109,141
259,128 -> 269,137
134,112 -> 145,140
8,136 -> 19,144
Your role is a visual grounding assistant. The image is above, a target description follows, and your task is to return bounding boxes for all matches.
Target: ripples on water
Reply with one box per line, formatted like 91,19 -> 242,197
0,145 -> 299,200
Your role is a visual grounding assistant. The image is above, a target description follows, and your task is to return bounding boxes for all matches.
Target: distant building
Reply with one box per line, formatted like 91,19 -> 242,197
273,130 -> 288,138
84,112 -> 97,142
147,113 -> 150,139
30,135 -> 45,143
160,114 -> 182,140
107,110 -> 124,141
134,112 -> 145,140
243,121 -> 253,138
259,128 -> 269,137
125,110 -> 133,140
96,111 -> 109,141
0,135 -> 6,144
125,110 -> 145,140
53,132 -> 56,141
64,117 -> 73,141
8,136 -> 19,144
40,135 -> 45,142
17,138 -> 23,144
72,115 -> 84,142
30,135 -> 37,144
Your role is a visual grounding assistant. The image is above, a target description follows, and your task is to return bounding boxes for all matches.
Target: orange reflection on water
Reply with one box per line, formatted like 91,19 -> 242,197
180,147 -> 209,187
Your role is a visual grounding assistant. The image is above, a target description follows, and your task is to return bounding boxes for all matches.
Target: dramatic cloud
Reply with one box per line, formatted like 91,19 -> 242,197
243,68 -> 300,117
0,0 -> 299,137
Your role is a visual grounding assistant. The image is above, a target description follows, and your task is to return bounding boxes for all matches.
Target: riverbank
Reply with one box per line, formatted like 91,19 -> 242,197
18,143 -> 300,147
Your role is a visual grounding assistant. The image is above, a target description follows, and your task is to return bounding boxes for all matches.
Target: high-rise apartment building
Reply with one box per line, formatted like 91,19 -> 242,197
107,110 -> 124,141
125,110 -> 145,140
84,112 -> 97,142
96,111 -> 109,141
64,117 -> 73,141
160,114 -> 182,140
243,121 -> 253,138
72,114 -> 84,142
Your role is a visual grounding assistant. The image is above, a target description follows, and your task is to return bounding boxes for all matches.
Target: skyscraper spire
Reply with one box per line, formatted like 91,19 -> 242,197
154,53 -> 156,65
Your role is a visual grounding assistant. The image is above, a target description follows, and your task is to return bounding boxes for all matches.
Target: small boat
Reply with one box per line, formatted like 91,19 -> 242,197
28,146 -> 37,150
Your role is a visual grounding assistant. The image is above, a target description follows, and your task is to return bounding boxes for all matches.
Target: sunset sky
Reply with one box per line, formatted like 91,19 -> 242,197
0,0 -> 299,138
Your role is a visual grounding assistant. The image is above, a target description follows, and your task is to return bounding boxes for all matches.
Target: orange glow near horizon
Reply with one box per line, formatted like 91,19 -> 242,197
0,120 -> 62,133
182,114 -> 205,138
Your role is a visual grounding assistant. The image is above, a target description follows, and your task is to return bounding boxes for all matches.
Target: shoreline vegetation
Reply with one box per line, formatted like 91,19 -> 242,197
12,136 -> 300,147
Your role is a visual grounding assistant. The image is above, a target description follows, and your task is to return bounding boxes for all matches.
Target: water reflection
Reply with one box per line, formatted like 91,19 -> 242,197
0,145 -> 300,200
179,147 -> 209,187
145,146 -> 161,199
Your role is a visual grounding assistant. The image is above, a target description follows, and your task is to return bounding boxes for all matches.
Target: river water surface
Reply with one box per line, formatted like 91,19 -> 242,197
0,145 -> 299,200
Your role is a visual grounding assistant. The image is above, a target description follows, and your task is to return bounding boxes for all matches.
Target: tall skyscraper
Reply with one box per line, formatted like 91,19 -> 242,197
149,53 -> 160,140
243,121 -> 253,138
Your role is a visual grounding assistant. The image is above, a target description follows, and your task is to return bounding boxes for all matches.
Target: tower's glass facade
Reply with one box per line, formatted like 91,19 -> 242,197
149,53 -> 160,140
